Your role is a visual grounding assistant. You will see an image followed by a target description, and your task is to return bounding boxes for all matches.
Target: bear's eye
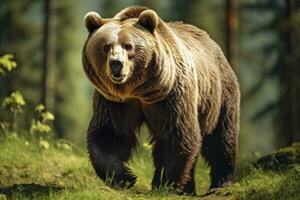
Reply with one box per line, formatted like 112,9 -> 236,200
103,44 -> 111,53
124,43 -> 133,51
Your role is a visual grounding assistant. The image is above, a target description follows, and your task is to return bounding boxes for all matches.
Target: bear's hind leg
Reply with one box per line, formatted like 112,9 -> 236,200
151,137 -> 198,195
201,104 -> 239,190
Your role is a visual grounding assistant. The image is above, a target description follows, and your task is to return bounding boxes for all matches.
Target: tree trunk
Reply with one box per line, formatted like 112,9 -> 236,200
41,0 -> 56,111
278,0 -> 298,147
225,0 -> 239,72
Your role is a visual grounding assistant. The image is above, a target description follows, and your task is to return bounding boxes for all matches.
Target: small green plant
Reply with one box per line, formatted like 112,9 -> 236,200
30,104 -> 55,149
0,54 -> 19,136
0,54 -> 17,76
0,54 -> 56,144
2,91 -> 26,133
30,104 -> 55,135
2,91 -> 26,113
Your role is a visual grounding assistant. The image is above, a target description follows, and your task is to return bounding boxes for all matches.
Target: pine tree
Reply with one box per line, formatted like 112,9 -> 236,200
41,0 -> 56,111
243,0 -> 300,147
0,0 -> 42,114
226,0 -> 239,71
53,0 -> 90,140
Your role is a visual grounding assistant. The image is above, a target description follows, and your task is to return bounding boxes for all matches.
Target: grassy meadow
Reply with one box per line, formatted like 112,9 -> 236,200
0,135 -> 299,200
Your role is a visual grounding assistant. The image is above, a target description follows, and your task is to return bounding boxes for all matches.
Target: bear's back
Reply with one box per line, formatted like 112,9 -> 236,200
167,21 -> 210,42
166,21 -> 230,83
167,22 -> 212,49
166,21 -> 222,82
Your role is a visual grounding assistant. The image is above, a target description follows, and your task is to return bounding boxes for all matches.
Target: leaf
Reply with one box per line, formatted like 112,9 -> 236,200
35,104 -> 45,113
41,111 -> 55,122
11,91 -> 26,106
30,120 -> 51,134
0,54 -> 17,75
2,91 -> 26,113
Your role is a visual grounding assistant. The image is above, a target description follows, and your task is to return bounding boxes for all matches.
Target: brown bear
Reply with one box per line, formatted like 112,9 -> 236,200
82,6 -> 240,195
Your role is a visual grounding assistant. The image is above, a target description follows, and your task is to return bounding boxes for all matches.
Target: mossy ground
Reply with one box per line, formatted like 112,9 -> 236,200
0,136 -> 299,200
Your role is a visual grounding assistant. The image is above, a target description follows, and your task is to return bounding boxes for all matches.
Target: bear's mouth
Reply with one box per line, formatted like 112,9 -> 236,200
110,74 -> 127,84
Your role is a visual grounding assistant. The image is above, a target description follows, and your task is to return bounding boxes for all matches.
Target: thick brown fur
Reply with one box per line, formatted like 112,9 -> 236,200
82,6 -> 240,195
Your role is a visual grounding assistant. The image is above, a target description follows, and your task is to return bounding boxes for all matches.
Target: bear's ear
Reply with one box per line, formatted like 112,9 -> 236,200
84,12 -> 105,33
138,10 -> 159,33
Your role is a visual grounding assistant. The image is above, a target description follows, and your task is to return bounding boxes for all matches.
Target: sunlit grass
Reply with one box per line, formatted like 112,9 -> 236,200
0,136 -> 299,200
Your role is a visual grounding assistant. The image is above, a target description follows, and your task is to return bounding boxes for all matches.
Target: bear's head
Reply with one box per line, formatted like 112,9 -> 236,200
82,8 -> 163,102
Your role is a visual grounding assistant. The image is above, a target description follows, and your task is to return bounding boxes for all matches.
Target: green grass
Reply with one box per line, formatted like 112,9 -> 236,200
0,136 -> 299,200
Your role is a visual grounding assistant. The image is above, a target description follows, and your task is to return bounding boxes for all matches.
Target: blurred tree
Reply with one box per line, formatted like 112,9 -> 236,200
277,0 -> 300,146
243,0 -> 300,148
226,0 -> 239,71
0,0 -> 43,131
138,0 -> 157,10
237,0 -> 279,153
169,0 -> 225,49
0,0 -> 90,142
42,0 -> 56,111
136,0 -> 172,20
101,0 -> 118,17
53,0 -> 89,140
0,0 -> 41,104
100,0 -> 137,18
171,0 -> 195,21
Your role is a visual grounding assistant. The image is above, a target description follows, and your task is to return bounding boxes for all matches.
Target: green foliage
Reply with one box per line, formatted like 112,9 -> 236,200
0,55 -> 55,144
30,121 -> 51,135
241,0 -> 300,147
1,91 -> 26,133
0,1 -> 90,143
0,54 -> 17,76
51,0 -> 90,141
2,91 -> 26,114
0,0 -> 42,110
30,104 -> 55,135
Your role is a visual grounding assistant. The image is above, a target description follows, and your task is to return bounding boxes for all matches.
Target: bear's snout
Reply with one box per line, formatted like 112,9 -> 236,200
108,58 -> 129,84
110,59 -> 123,76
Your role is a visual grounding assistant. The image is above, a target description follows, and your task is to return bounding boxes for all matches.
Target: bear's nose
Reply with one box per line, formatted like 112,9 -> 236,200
109,59 -> 123,75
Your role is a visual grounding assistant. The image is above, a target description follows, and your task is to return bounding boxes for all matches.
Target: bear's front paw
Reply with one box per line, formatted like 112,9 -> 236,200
107,171 -> 137,189
207,177 -> 234,195
211,177 -> 234,188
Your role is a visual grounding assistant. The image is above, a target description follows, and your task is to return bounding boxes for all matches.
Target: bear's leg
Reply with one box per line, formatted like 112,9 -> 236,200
142,83 -> 200,195
201,104 -> 239,190
87,127 -> 137,188
151,138 -> 198,195
87,92 -> 143,188
151,139 -> 198,195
